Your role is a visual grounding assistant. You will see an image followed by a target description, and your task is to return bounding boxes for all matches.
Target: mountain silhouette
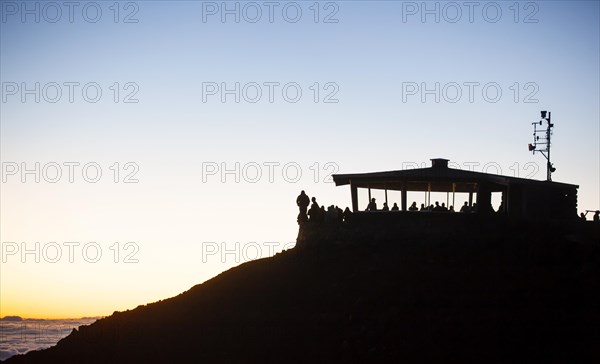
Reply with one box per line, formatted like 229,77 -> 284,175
4,220 -> 600,363
0,316 -> 23,322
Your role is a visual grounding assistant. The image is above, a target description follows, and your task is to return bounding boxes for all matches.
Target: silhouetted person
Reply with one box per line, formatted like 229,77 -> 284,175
367,198 -> 377,211
460,201 -> 470,213
433,201 -> 442,212
391,203 -> 399,211
326,205 -> 337,223
296,190 -> 310,223
336,206 -> 344,222
320,206 -> 326,222
441,202 -> 448,212
594,210 -> 600,222
408,202 -> 418,211
382,202 -> 389,211
449,205 -> 455,212
420,203 -> 427,211
343,207 -> 352,222
580,212 -> 587,221
308,197 -> 320,222
471,203 -> 478,213
311,197 -> 319,208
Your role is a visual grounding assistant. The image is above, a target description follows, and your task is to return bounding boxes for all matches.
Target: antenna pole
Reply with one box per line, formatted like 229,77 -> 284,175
528,111 -> 555,181
546,112 -> 551,181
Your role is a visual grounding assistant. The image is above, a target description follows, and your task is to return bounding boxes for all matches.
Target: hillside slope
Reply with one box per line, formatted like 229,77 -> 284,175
5,223 -> 600,363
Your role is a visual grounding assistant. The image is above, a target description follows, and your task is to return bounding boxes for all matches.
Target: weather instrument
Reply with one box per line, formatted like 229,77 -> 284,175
528,111 -> 555,181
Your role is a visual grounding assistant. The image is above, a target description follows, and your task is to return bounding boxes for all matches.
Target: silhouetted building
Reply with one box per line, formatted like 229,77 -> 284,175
332,158 -> 578,220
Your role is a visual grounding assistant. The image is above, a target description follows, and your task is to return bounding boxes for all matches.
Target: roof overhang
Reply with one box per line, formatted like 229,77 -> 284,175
332,159 -> 578,193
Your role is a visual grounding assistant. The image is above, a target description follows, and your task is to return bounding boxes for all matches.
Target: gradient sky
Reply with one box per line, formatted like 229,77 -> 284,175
1,0 -> 599,318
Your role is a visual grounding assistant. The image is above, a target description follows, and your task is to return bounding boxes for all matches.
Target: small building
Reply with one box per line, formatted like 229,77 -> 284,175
332,158 -> 578,220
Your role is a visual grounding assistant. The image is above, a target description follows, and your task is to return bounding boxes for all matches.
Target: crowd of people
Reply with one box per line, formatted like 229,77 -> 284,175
296,190 -> 352,224
580,210 -> 600,221
296,190 -> 480,225
298,191 -> 600,222
365,198 -> 481,213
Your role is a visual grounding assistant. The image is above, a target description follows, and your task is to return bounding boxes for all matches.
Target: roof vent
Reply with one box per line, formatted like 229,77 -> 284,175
431,158 -> 449,169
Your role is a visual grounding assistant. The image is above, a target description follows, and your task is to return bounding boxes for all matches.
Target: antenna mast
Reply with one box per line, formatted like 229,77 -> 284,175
528,111 -> 555,181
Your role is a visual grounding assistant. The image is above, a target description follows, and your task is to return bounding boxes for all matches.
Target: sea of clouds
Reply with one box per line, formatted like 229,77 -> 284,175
0,317 -> 99,361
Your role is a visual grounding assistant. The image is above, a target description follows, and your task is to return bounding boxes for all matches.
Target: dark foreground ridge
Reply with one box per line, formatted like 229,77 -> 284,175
4,222 -> 600,363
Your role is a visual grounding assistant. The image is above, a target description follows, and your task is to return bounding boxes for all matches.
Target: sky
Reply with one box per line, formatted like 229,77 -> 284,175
1,0 -> 599,319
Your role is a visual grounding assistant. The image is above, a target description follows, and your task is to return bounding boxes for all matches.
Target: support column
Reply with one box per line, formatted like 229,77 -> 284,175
401,183 -> 407,211
476,182 -> 493,214
452,183 -> 456,208
505,185 -> 510,215
351,183 -> 358,212
427,182 -> 431,206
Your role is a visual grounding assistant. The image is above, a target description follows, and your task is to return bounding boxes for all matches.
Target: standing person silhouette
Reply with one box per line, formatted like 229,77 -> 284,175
296,191 -> 310,222
460,201 -> 470,213
367,198 -> 377,211
308,197 -> 321,222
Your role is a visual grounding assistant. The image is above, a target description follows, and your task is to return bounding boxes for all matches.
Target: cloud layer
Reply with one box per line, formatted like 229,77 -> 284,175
0,318 -> 98,361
